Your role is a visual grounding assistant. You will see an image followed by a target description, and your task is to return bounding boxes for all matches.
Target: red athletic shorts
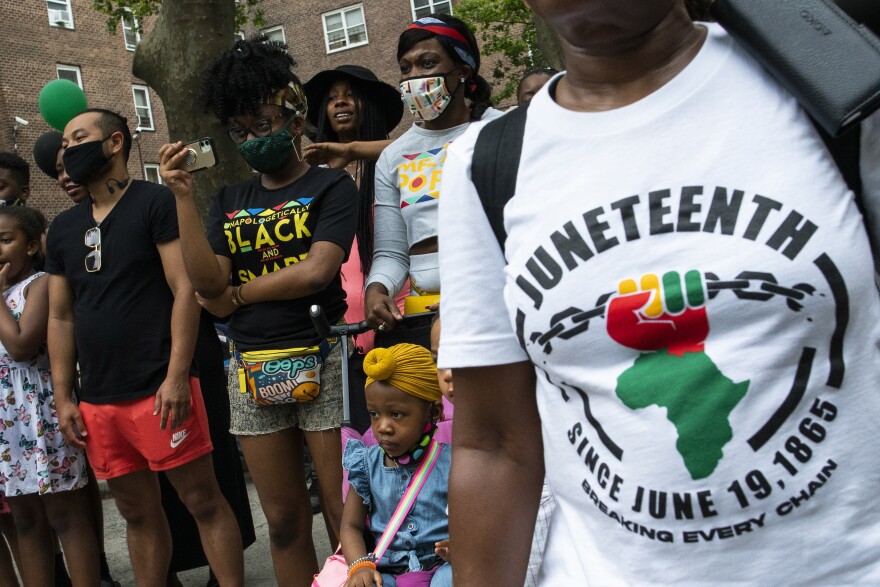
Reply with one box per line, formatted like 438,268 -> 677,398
79,377 -> 213,480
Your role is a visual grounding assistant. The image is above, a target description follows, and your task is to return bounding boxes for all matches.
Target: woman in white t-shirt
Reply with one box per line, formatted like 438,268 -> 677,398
439,1 -> 880,585
364,13 -> 502,333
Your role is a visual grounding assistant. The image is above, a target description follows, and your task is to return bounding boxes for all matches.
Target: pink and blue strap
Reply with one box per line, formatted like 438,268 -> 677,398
371,439 -> 442,562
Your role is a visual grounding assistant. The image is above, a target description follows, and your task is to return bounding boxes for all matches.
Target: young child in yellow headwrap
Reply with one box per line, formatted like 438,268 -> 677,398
340,343 -> 451,587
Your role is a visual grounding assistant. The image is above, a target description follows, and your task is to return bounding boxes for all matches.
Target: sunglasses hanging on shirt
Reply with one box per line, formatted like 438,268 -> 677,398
84,226 -> 101,273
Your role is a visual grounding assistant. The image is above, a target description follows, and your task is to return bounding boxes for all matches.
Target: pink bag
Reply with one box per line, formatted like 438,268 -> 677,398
312,550 -> 348,587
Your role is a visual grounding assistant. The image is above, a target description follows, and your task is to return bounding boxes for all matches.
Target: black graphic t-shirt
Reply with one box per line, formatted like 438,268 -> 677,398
45,180 -> 179,404
206,166 -> 357,351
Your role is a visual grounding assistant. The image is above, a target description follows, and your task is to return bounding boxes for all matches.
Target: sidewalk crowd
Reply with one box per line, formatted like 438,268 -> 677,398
0,0 -> 879,585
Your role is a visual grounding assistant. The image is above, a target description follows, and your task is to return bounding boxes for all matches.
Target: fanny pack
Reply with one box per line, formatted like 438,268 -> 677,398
405,280 -> 440,315
237,339 -> 337,406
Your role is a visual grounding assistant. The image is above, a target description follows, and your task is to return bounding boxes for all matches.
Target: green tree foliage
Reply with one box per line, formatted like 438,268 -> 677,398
454,0 -> 551,102
92,0 -> 264,34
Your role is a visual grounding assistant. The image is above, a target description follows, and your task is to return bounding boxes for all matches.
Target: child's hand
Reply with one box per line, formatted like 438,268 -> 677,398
0,263 -> 9,292
435,538 -> 450,562
345,566 -> 383,587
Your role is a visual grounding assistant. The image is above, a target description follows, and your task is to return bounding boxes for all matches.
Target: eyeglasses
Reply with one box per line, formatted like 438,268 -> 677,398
227,113 -> 287,144
84,227 -> 101,273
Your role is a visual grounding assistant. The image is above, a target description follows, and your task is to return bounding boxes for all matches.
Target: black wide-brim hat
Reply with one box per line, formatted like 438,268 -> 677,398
304,64 -> 403,135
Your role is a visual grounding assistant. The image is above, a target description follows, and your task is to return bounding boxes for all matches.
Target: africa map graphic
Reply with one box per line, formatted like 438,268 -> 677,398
609,271 -> 750,480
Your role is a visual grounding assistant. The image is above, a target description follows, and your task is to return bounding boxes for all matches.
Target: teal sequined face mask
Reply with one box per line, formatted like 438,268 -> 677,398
237,123 -> 298,173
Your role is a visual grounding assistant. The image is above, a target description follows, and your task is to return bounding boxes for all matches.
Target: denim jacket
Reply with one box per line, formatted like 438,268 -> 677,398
343,438 -> 451,573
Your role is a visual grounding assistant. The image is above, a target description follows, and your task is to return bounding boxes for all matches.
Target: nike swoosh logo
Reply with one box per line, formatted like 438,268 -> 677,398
170,431 -> 189,449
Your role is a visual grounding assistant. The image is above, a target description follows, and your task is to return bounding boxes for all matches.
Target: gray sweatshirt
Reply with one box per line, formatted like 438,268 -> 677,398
368,108 -> 504,296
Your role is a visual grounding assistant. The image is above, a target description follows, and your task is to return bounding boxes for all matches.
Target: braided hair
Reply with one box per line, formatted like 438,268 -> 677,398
397,14 -> 493,121
313,81 -> 388,275
198,33 -> 300,122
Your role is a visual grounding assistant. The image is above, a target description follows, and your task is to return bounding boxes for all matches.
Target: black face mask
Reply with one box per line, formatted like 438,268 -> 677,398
62,136 -> 113,185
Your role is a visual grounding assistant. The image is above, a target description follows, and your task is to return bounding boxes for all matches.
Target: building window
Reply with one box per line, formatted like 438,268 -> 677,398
132,85 -> 155,131
262,25 -> 285,44
143,164 -> 162,184
411,0 -> 452,20
56,65 -> 83,89
122,9 -> 141,51
47,0 -> 74,28
322,5 -> 368,54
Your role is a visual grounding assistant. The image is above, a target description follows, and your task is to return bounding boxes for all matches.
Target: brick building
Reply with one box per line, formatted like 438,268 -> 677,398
0,0 -> 502,218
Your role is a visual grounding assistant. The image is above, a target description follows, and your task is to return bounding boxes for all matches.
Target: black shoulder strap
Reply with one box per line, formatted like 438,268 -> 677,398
814,120 -> 863,211
471,103 -> 530,251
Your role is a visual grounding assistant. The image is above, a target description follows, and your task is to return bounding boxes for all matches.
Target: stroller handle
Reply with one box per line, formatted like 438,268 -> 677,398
309,305 -> 371,338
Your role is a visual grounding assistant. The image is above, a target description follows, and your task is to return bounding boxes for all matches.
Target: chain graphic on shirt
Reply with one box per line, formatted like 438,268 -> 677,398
527,271 -> 816,354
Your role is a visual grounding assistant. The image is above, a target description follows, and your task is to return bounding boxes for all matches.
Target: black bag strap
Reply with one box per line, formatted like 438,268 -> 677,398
815,121 -> 863,211
471,103 -> 530,251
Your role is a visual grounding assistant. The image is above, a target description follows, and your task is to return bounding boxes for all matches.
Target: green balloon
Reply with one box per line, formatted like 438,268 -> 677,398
38,79 -> 88,131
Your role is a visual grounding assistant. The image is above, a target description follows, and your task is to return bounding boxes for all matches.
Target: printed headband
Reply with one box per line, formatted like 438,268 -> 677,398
262,80 -> 308,119
407,17 -> 478,72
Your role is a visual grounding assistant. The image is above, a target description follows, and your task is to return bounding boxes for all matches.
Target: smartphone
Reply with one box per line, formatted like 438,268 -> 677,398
182,137 -> 218,172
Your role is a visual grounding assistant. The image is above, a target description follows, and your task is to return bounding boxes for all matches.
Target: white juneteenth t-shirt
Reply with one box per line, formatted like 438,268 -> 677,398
439,24 -> 880,585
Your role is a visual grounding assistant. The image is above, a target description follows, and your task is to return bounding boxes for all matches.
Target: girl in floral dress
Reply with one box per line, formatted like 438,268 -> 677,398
0,206 -> 98,585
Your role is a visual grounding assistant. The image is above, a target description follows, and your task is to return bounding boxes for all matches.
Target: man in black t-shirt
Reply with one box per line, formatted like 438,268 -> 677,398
46,108 -> 244,585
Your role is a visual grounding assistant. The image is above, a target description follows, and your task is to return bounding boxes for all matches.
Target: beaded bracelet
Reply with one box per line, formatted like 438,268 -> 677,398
347,559 -> 377,578
347,555 -> 374,570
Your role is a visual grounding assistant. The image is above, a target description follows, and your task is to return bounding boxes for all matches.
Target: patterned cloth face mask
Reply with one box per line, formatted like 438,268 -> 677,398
399,73 -> 461,121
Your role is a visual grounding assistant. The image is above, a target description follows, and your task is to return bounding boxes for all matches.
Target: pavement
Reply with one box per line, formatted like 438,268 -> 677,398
100,474 -> 334,586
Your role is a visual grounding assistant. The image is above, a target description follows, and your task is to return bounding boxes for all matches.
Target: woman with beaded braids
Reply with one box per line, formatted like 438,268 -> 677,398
158,35 -> 357,585
363,14 -> 502,333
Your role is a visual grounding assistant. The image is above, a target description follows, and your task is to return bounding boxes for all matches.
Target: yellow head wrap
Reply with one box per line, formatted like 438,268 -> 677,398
364,344 -> 441,403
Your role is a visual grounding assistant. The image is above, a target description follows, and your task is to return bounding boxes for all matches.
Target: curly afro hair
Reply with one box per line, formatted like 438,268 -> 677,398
198,33 -> 301,123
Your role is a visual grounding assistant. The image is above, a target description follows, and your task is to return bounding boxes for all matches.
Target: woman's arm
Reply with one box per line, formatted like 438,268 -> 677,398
365,155 -> 410,328
341,487 -> 383,587
304,139 -> 395,168
159,141 -> 232,298
450,362 -> 544,586
235,240 -> 345,304
0,272 -> 48,362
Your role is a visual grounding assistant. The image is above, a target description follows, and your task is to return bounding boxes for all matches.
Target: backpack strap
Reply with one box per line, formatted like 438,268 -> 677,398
471,103 -> 530,251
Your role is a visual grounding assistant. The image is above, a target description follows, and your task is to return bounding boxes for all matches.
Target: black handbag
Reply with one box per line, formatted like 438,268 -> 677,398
711,0 -> 880,137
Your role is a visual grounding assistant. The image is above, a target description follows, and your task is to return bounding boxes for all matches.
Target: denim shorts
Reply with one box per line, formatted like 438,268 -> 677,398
227,342 -> 343,436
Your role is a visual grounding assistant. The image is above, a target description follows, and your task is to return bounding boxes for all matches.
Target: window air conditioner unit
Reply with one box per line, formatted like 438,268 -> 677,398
49,9 -> 70,25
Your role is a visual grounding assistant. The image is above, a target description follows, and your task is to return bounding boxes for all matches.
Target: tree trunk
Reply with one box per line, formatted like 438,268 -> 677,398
533,15 -> 565,71
132,0 -> 251,217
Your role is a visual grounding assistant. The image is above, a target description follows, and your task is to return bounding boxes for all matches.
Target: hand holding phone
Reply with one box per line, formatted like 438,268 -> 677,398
181,137 -> 218,173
